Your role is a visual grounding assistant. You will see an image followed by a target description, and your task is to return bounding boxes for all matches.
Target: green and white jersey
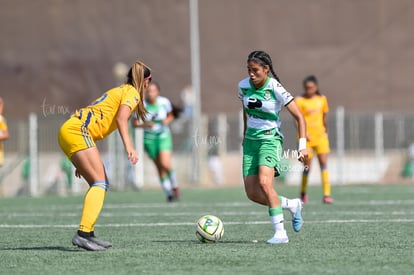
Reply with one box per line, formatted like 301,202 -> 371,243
144,96 -> 172,135
238,77 -> 294,140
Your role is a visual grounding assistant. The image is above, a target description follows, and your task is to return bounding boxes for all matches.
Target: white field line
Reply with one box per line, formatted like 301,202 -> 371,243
335,188 -> 414,194
11,202 -> 255,211
1,219 -> 414,229
103,202 -> 253,209
103,200 -> 414,208
1,210 -> 414,218
4,199 -> 414,212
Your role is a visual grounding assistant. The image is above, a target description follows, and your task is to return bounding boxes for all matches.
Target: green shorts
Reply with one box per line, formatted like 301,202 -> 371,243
243,136 -> 283,177
144,131 -> 172,159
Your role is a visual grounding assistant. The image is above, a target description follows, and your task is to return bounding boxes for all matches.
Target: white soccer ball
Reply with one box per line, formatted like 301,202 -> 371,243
196,215 -> 224,243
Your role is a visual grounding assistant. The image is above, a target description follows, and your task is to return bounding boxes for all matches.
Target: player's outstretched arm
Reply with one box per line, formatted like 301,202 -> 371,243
117,104 -> 138,164
286,101 -> 309,162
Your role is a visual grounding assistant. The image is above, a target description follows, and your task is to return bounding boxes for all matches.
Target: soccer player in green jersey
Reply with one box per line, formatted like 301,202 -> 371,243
238,51 -> 309,244
133,82 -> 180,202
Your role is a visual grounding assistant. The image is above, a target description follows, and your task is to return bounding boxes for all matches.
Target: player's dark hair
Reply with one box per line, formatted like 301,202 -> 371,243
171,104 -> 183,119
303,75 -> 321,95
148,81 -> 183,119
126,61 -> 151,121
247,51 -> 281,83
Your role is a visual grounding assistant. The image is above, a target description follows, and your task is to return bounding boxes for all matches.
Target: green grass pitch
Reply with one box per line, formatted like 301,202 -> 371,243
1,185 -> 414,275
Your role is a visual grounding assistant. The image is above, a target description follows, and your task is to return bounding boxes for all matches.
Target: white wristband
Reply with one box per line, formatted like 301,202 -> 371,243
298,138 -> 307,151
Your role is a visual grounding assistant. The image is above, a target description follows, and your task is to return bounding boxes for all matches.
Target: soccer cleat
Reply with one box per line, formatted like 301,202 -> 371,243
72,233 -> 106,251
89,236 -> 112,248
323,196 -> 334,204
167,195 -> 174,203
291,199 -> 304,232
173,187 -> 180,200
266,230 -> 289,244
300,193 -> 308,204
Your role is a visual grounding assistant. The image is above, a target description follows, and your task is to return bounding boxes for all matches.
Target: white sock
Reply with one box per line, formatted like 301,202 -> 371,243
279,196 -> 297,213
270,214 -> 285,232
168,171 -> 177,189
161,177 -> 173,196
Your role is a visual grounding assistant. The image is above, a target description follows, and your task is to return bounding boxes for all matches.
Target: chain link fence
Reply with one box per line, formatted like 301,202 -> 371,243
0,108 -> 413,197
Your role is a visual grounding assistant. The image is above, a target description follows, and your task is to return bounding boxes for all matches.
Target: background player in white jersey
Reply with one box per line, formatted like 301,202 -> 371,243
133,82 -> 180,202
239,51 -> 309,244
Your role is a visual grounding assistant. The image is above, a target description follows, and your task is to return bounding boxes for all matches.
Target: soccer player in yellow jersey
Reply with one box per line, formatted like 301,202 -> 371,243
295,75 -> 333,204
58,60 -> 152,251
0,97 -> 9,167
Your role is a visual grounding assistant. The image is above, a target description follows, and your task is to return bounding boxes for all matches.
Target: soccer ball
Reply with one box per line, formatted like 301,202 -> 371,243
196,215 -> 224,243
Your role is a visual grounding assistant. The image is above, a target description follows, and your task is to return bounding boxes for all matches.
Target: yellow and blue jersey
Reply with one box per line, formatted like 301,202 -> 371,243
58,84 -> 140,158
75,84 -> 139,140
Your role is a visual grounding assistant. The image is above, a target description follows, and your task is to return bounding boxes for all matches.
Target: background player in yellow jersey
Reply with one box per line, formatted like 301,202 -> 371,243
0,97 -> 9,167
58,60 -> 152,251
295,75 -> 333,204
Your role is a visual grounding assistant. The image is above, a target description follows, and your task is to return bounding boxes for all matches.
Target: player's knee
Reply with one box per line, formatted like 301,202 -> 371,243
162,164 -> 172,172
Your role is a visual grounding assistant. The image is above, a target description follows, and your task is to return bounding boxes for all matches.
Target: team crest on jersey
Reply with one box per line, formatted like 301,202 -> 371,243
264,90 -> 271,100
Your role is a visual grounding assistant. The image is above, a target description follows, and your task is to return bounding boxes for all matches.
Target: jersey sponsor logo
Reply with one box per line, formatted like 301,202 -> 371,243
148,113 -> 158,121
265,156 -> 272,163
247,98 -> 263,109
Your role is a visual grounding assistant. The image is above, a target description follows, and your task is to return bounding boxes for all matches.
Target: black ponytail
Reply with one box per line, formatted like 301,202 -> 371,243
247,51 -> 281,83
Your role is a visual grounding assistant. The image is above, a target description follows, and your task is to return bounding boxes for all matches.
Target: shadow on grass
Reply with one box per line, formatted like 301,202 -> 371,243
0,246 -> 81,252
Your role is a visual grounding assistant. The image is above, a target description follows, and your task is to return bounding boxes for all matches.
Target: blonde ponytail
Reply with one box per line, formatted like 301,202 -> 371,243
128,61 -> 151,121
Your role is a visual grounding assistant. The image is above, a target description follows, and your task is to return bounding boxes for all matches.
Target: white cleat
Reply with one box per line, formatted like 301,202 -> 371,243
266,230 -> 289,244
290,198 -> 304,232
